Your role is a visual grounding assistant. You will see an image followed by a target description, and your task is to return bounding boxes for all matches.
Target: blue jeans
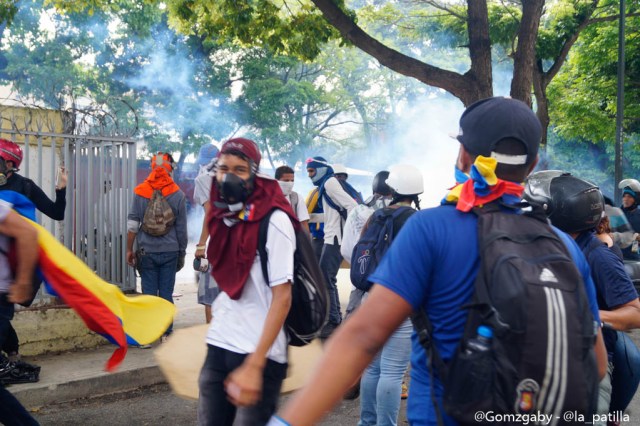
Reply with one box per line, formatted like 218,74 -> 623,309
359,318 -> 412,426
138,251 -> 178,335
198,345 -> 288,426
320,238 -> 343,325
610,331 -> 640,412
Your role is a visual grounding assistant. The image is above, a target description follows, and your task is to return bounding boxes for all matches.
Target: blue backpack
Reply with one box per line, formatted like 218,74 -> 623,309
350,206 -> 415,291
320,178 -> 364,220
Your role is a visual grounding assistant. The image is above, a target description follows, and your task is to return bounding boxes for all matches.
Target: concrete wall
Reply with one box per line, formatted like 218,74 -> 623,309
13,306 -> 107,356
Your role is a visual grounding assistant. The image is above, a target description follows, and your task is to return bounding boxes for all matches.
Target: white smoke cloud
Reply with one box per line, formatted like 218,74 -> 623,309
292,94 -> 465,209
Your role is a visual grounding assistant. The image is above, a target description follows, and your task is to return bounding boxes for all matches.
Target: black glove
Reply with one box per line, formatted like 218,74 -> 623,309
177,254 -> 186,272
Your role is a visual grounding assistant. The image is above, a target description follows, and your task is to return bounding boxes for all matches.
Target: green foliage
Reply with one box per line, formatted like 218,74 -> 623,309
546,131 -> 640,198
548,8 -> 640,146
165,0 -> 339,61
545,131 -> 615,195
0,1 -> 19,25
3,0 -> 397,168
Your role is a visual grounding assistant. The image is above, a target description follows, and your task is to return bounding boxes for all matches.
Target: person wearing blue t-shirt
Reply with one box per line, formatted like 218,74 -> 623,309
524,171 -> 640,421
267,97 -> 607,426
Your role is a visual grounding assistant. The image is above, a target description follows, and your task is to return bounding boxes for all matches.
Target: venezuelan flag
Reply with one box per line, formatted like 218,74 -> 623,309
31,218 -> 175,371
0,190 -> 175,371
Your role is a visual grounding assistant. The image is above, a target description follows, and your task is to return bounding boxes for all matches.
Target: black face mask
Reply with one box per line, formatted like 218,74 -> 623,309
215,173 -> 251,210
0,159 -> 8,186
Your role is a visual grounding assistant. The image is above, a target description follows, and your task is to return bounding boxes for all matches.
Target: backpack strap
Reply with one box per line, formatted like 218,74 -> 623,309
411,309 -> 447,426
258,209 -> 277,285
391,206 -> 415,231
319,180 -> 347,219
290,192 -> 299,214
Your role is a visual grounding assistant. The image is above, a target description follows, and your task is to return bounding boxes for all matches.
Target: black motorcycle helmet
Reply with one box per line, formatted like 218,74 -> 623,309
524,171 -> 604,234
372,171 -> 392,196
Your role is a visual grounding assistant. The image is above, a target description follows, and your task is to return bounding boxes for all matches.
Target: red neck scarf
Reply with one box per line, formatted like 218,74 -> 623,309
207,175 -> 299,300
134,167 -> 180,198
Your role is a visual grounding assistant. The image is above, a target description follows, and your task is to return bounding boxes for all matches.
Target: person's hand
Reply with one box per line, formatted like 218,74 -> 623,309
8,281 -> 32,304
56,166 -> 68,190
176,254 -> 186,272
224,360 -> 263,407
126,250 -> 136,267
195,246 -> 206,259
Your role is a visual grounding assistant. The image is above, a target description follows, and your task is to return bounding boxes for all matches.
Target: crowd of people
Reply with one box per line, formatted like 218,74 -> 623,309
2,95 -> 640,426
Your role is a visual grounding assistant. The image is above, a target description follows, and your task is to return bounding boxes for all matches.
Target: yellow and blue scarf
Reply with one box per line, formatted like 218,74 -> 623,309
443,156 -> 524,212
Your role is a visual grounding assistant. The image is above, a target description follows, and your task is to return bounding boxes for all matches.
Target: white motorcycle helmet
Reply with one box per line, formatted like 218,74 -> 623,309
333,163 -> 348,175
386,164 -> 424,197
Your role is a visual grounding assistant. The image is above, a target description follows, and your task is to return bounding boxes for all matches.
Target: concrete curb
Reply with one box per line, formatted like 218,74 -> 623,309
12,365 -> 166,409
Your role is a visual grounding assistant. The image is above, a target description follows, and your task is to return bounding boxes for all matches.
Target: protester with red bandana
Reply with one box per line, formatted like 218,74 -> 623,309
198,138 -> 298,426
125,152 -> 187,345
267,97 -> 607,426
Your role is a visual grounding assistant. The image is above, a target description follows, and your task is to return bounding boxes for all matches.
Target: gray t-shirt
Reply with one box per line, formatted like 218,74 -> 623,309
127,190 -> 188,255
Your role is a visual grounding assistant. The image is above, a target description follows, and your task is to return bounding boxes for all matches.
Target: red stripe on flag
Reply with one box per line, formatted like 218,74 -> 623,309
38,248 -> 128,371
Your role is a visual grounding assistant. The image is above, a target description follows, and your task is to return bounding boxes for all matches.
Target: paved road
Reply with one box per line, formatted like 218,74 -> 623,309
32,383 -> 408,425
29,319 -> 640,425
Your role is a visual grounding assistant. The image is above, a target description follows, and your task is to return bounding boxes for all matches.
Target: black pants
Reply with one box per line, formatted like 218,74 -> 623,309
197,345 -> 288,426
2,322 -> 19,354
0,294 -> 38,425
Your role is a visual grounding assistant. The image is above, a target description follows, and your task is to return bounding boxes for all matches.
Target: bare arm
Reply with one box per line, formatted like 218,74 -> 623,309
277,284 -> 411,425
225,282 -> 292,407
125,231 -> 137,266
195,201 -> 211,259
595,327 -> 607,380
0,211 -> 39,304
599,298 -> 640,331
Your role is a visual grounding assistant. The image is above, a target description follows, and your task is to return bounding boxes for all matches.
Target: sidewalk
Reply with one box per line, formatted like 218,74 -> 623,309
8,266 -> 205,410
8,265 -> 355,411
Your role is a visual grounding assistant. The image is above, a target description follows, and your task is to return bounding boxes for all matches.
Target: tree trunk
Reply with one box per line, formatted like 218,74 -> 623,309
533,62 -> 550,147
466,0 -> 493,101
511,0 -> 545,105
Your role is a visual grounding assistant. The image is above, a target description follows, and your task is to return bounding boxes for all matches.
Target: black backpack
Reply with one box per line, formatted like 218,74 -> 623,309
258,209 -> 329,346
412,204 -> 599,424
350,206 -> 415,292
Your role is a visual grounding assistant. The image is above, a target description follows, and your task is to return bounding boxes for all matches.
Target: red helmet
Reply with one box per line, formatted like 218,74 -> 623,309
0,138 -> 23,169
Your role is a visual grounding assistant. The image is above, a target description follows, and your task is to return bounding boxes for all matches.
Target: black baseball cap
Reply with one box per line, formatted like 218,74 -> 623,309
454,97 -> 542,166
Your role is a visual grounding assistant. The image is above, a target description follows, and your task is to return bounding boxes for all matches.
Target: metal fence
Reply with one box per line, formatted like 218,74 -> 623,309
0,115 -> 138,300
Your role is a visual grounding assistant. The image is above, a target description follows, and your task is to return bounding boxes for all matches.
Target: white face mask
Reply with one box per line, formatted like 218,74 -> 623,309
373,196 -> 392,210
278,180 -> 294,196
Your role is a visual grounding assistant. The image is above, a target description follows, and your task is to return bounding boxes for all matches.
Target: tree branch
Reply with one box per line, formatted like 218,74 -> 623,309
586,12 -> 640,25
310,0 -> 476,104
542,0 -> 600,87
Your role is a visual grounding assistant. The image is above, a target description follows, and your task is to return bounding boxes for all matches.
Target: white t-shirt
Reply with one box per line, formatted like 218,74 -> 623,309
322,177 -> 358,244
206,209 -> 296,363
286,191 -> 310,223
194,172 -> 214,207
341,204 -> 375,264
0,200 -> 13,293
